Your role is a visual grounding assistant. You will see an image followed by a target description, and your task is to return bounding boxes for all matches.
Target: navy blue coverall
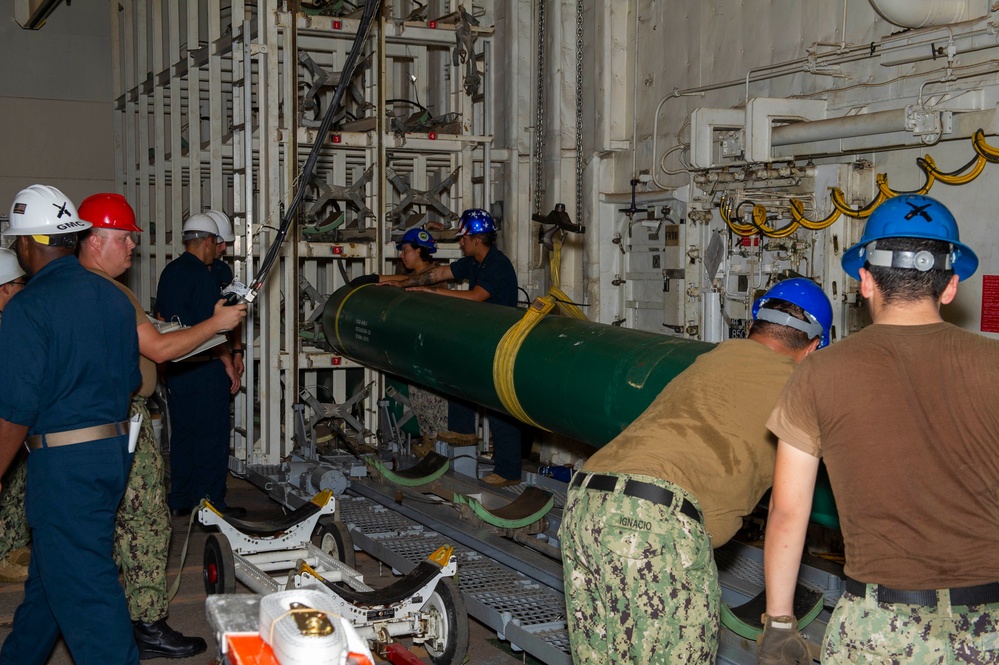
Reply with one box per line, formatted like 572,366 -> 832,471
0,255 -> 140,664
210,257 -> 233,291
448,245 -> 528,481
155,251 -> 232,512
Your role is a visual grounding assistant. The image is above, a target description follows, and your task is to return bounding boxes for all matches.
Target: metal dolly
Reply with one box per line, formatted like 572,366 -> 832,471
199,490 -> 469,664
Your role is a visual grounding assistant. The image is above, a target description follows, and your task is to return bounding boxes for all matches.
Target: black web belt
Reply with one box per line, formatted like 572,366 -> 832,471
571,471 -> 702,524
845,577 -> 999,607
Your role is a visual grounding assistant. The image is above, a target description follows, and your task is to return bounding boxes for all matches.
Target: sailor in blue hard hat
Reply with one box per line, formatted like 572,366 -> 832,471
753,277 -> 834,348
454,208 -> 497,238
349,227 -> 441,288
384,208 -> 523,487
396,227 -> 438,272
761,194 -> 997,665
841,194 -> 978,281
385,209 -> 517,307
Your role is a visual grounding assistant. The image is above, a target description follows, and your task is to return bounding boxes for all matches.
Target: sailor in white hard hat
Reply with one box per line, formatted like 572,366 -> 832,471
0,184 -> 142,663
154,212 -> 246,520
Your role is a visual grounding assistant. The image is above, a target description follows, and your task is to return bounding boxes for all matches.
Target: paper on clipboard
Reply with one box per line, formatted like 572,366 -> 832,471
128,412 -> 143,453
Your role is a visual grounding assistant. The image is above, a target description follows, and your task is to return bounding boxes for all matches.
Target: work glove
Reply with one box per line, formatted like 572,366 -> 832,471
756,614 -> 811,665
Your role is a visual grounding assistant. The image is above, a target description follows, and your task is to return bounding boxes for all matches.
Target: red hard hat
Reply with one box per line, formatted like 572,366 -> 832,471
78,193 -> 142,233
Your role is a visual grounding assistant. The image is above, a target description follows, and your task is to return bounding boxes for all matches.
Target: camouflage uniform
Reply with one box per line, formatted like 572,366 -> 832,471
408,385 -> 448,439
0,309 -> 30,574
823,589 -> 999,664
114,396 -> 171,622
0,458 -> 29,556
559,473 -> 718,664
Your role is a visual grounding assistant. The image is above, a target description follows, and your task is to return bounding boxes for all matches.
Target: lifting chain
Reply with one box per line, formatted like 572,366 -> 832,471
533,0 -> 547,216
574,0 -> 584,229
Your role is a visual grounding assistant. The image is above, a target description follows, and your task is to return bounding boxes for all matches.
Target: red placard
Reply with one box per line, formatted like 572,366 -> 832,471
981,274 -> 999,333
333,20 -> 342,30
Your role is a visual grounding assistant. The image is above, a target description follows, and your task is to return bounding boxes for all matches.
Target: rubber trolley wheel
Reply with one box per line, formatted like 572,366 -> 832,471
313,517 -> 356,569
422,577 -> 469,665
203,533 -> 236,595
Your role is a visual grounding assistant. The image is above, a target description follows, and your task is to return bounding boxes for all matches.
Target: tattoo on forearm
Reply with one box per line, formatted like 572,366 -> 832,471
408,271 -> 437,287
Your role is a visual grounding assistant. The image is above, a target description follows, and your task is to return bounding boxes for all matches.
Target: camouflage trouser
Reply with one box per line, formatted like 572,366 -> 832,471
559,472 -> 718,664
0,456 -> 29,558
114,397 -> 172,622
409,384 -> 448,439
823,588 -> 999,664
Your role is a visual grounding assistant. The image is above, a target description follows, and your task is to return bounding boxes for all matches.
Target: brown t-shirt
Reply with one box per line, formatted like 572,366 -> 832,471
768,322 -> 999,589
90,269 -> 157,398
584,339 -> 796,545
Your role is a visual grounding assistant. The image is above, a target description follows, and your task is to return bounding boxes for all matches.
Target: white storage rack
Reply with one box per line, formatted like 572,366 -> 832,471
112,1 -> 495,465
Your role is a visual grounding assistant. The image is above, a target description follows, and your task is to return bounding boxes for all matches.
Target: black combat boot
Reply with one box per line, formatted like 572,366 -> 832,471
133,619 -> 208,660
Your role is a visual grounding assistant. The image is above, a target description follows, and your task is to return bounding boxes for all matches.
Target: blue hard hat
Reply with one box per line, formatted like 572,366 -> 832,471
752,278 -> 834,349
841,194 -> 978,280
455,209 -> 496,237
396,227 -> 437,254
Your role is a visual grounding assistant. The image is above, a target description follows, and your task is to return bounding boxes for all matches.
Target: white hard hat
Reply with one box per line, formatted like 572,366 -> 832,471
5,185 -> 91,236
0,248 -> 25,285
204,210 -> 234,242
182,212 -> 220,239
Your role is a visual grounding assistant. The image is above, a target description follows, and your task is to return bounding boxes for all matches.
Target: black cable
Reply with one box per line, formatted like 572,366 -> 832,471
552,295 -> 589,308
386,98 -> 430,113
736,199 -> 796,237
745,210 -> 797,238
734,200 -> 755,219
249,0 -> 382,296
919,154 -> 979,179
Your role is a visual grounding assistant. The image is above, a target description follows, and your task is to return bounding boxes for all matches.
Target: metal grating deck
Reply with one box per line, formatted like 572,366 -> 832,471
242,463 -> 841,664
339,494 -> 572,663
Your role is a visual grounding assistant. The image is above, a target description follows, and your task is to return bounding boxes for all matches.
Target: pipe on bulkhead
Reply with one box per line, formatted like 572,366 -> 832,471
770,108 -> 909,146
869,0 -> 984,28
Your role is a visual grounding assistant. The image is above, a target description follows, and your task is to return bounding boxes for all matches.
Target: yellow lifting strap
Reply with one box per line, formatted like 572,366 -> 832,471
547,237 -> 587,320
492,295 -> 556,430
493,225 -> 588,425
